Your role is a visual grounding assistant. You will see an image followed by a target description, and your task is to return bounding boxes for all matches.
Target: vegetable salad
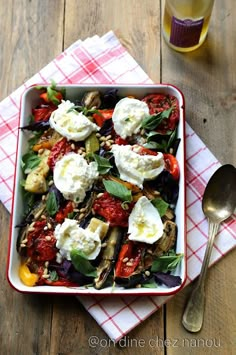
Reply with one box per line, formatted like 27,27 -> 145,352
17,83 -> 183,290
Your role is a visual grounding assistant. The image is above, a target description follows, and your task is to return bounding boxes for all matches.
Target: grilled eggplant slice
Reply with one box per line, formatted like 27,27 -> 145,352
94,226 -> 124,289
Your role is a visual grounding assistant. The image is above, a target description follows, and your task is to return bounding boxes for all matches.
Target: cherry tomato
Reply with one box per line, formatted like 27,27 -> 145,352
93,109 -> 114,127
163,153 -> 180,180
92,192 -> 133,227
142,94 -> 179,132
47,138 -> 74,169
26,221 -> 57,262
32,105 -> 57,122
115,241 -> 144,277
55,201 -> 74,223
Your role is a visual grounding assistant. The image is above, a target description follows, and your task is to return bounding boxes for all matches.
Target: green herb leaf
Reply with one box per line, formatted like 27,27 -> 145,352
46,191 -> 59,216
103,179 -> 132,202
167,128 -> 177,150
151,254 -> 184,273
70,249 -> 97,277
20,179 -> 26,187
141,279 -> 158,288
143,141 -> 167,151
21,152 -> 41,173
151,198 -> 169,217
47,87 -> 60,105
92,154 -> 112,174
141,108 -> 172,130
49,270 -> 59,282
146,130 -> 172,142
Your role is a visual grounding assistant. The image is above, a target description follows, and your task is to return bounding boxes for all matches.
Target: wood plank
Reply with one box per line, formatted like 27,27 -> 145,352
162,1 -> 236,353
0,1 -> 64,354
64,0 -> 161,83
166,251 -> 236,355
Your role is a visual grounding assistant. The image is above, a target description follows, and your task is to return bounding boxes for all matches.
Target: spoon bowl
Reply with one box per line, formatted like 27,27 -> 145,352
202,164 -> 236,223
182,164 -> 236,332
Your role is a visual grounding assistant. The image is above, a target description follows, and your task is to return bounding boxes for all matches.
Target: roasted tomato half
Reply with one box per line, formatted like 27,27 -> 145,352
92,192 -> 133,227
142,93 -> 179,132
26,221 -> 57,262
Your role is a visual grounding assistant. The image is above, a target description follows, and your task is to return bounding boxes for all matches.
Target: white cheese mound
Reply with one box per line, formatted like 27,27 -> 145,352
55,219 -> 101,260
112,97 -> 149,139
53,152 -> 98,203
49,100 -> 99,141
128,196 -> 164,244
111,144 -> 164,188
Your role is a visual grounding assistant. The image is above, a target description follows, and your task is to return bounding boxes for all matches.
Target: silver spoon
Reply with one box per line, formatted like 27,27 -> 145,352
182,164 -> 236,333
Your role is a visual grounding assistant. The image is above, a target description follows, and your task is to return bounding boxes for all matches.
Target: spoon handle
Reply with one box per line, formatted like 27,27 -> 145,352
182,221 -> 219,332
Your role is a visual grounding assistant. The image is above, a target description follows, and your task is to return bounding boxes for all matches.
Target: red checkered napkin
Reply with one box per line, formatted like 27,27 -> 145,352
0,31 -> 235,342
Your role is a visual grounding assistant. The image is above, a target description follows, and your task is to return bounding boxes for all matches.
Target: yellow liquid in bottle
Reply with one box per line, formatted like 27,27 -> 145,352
162,0 -> 215,52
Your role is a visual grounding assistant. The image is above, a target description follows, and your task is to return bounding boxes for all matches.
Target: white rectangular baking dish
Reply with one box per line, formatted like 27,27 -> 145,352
7,84 -> 187,295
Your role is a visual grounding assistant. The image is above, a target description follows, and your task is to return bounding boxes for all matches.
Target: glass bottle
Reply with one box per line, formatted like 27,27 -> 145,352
162,0 -> 215,52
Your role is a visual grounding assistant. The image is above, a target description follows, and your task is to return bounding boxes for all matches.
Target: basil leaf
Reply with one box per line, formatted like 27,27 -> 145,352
92,154 -> 112,174
167,128 -> 177,150
151,254 -> 184,273
143,141 -> 167,150
46,191 -> 59,216
141,108 -> 172,130
146,130 -> 172,142
103,179 -> 132,202
151,198 -> 169,217
70,249 -> 97,277
21,152 -> 41,173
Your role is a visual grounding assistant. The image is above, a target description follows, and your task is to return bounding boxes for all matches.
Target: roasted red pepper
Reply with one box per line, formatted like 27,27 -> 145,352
40,91 -> 63,104
142,93 -> 179,133
44,278 -> 78,287
93,109 -> 114,127
115,241 -> 144,278
92,192 -> 133,227
163,153 -> 180,180
47,138 -> 73,169
32,104 -> 57,122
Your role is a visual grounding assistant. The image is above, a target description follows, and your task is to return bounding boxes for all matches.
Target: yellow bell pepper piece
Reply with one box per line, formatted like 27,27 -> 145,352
19,263 -> 39,287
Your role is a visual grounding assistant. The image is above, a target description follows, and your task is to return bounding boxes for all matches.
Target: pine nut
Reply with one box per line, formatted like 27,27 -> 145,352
42,274 -> 50,279
97,193 -> 104,198
79,207 -> 87,213
126,262 -> 133,267
99,136 -> 106,142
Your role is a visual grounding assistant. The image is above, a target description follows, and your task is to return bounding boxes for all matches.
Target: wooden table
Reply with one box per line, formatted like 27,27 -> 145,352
0,1 -> 235,354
